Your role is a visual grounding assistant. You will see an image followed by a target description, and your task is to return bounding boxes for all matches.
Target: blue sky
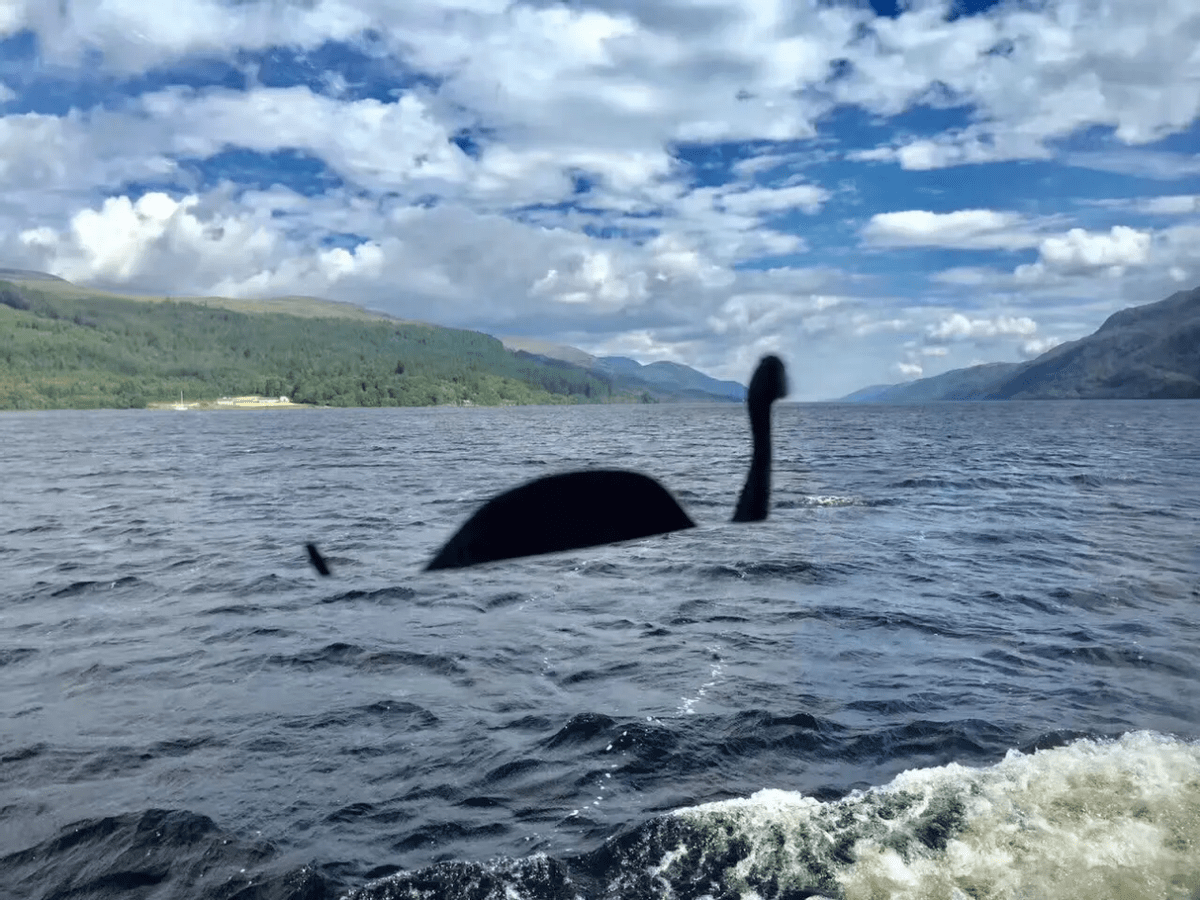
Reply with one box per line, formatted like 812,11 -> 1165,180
2,0 -> 1198,399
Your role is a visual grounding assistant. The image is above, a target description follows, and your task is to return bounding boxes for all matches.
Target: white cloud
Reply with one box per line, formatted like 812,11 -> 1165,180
19,191 -> 279,287
5,0 -> 373,70
142,87 -> 472,192
12,186 -> 794,344
840,0 -> 1200,166
715,183 -> 830,216
1015,225 -> 1152,281
8,0 -> 1200,170
927,313 -> 1038,342
0,111 -> 176,196
1153,225 -> 1200,283
707,292 -> 843,336
530,248 -> 648,312
1038,225 -> 1151,271
896,361 -> 923,379
584,330 -> 688,366
1139,195 -> 1200,215
14,189 -> 391,300
932,267 -> 993,285
862,209 -> 1037,250
0,1 -> 30,35
642,233 -> 726,287
860,130 -> 1053,171
851,314 -> 908,337
1021,336 -> 1063,358
1065,149 -> 1200,180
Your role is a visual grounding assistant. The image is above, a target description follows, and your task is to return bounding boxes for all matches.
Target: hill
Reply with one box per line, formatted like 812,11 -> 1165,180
0,274 -> 744,410
987,286 -> 1200,399
4,273 -> 404,323
500,339 -> 745,402
839,285 -> 1200,402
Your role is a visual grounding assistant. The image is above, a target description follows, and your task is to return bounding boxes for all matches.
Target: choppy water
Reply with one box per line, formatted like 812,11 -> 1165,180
2,401 -> 1198,899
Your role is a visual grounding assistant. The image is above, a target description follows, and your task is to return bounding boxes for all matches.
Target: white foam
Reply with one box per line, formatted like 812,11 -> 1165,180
804,495 -> 864,507
674,731 -> 1200,899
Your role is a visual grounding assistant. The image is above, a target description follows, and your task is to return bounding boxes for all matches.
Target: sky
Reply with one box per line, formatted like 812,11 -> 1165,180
1,0 -> 1198,399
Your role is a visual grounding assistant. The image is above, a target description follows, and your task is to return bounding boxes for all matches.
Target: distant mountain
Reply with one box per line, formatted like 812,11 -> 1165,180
987,286 -> 1200,399
838,383 -> 896,402
501,339 -> 745,402
498,337 -> 597,369
597,358 -> 745,401
840,286 -> 1200,402
840,362 -> 1023,403
0,268 -> 67,282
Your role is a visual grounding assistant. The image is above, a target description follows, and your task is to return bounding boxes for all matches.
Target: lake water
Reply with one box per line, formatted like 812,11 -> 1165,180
2,401 -> 1199,899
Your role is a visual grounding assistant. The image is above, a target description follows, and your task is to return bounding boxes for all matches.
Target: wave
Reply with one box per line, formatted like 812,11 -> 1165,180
0,808 -> 327,900
50,575 -> 145,598
777,495 -> 897,508
264,641 -> 468,676
348,730 -> 1200,900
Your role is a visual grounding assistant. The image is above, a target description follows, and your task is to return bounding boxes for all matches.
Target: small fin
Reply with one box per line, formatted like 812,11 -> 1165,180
306,542 -> 332,576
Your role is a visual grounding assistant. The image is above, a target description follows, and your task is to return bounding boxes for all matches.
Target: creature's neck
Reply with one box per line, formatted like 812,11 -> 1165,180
731,401 -> 773,522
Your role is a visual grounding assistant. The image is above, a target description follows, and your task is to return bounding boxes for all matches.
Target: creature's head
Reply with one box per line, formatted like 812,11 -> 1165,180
747,354 -> 787,410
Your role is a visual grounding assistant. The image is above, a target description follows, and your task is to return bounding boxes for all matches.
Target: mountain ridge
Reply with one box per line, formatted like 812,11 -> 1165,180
500,338 -> 745,401
839,285 -> 1200,402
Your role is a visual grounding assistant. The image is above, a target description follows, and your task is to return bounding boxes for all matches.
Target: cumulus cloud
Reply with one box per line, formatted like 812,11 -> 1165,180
1154,224 -> 1200,281
1015,225 -> 1152,282
13,185 -> 807,354
716,183 -> 830,216
892,132 -> 1052,170
141,87 -> 472,192
530,248 -> 649,312
15,190 -> 387,293
926,313 -> 1038,342
707,292 -> 842,337
854,130 -> 1052,170
1039,226 -> 1151,271
0,111 -> 176,197
839,0 -> 1200,166
878,305 -> 1057,386
4,0 -> 373,70
0,0 -> 32,36
862,209 -> 1037,250
7,0 -> 1199,170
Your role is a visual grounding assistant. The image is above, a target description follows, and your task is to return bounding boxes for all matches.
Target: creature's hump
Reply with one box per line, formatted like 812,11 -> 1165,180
425,470 -> 695,570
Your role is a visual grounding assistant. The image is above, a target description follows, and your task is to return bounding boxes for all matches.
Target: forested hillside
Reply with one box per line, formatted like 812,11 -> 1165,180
0,281 -> 617,410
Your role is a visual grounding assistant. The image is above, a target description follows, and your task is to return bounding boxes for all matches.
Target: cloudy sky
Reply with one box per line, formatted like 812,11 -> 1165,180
2,0 -> 1198,398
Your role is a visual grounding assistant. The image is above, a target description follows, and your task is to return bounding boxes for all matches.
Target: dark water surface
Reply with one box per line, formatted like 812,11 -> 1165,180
2,401 -> 1199,899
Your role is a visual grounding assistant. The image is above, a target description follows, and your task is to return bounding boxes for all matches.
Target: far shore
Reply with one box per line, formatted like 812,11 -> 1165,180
148,395 -> 309,411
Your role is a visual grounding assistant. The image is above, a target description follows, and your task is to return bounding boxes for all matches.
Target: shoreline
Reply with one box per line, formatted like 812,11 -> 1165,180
146,400 -> 312,411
